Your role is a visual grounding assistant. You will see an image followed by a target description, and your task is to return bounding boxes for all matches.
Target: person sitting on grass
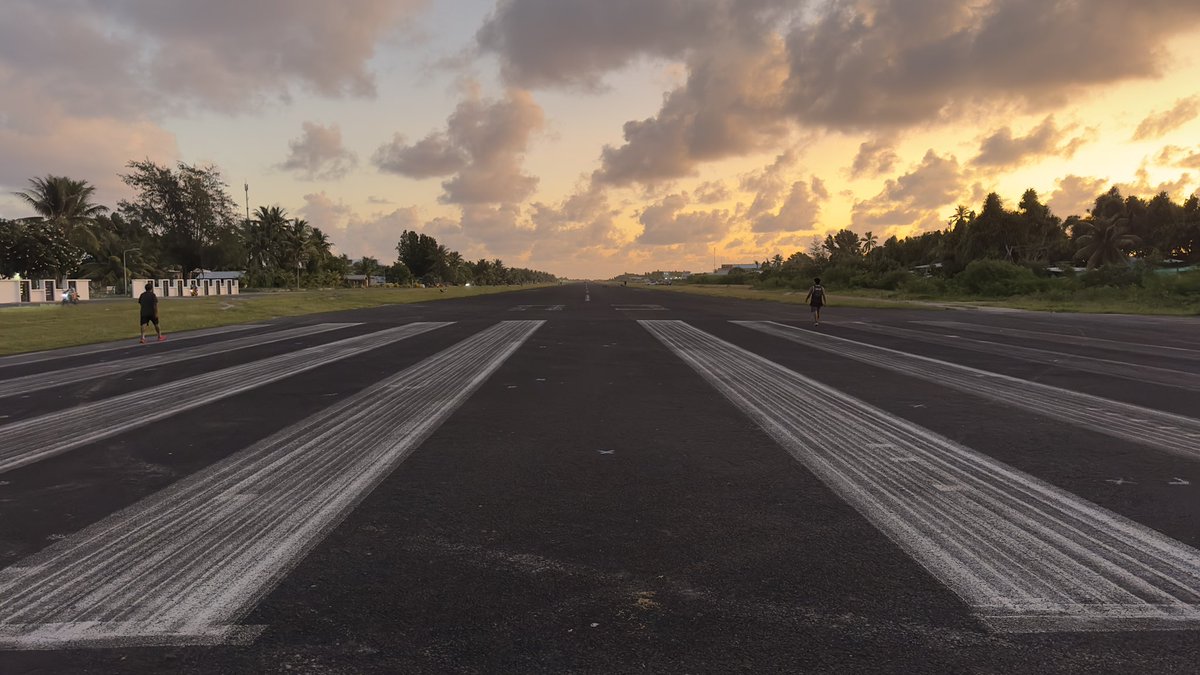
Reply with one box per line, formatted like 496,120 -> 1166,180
137,282 -> 165,344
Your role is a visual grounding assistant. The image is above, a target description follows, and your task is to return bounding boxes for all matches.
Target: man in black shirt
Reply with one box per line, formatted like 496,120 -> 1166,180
137,282 -> 165,344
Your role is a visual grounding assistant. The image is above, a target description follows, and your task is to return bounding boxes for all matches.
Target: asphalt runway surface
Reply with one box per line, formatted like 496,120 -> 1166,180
0,283 -> 1197,673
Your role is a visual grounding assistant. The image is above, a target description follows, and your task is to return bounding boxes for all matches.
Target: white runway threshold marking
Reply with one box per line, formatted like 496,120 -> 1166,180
0,324 -> 268,370
0,323 -> 359,398
846,321 -> 1200,393
643,320 -> 1200,633
736,321 -> 1200,461
916,320 -> 1200,362
0,323 -> 449,475
0,320 -> 543,650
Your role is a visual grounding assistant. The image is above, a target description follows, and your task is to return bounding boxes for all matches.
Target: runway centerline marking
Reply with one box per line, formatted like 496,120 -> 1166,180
736,321 -> 1200,461
645,320 -> 1200,633
0,323 -> 359,398
0,320 -> 543,650
0,322 -> 450,475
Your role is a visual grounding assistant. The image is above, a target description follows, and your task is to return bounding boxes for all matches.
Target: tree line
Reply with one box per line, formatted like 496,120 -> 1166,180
687,187 -> 1200,295
0,163 -> 556,291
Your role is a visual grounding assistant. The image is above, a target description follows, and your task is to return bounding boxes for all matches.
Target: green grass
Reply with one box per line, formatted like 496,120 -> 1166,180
636,283 -> 1200,315
0,285 -> 551,356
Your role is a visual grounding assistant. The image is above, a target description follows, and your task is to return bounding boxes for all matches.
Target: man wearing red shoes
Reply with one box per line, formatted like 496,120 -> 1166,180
137,282 -> 165,344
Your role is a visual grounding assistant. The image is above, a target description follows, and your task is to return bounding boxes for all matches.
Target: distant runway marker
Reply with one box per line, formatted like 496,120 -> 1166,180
0,323 -> 359,397
510,304 -> 564,311
612,304 -> 667,311
0,320 -> 542,650
646,320 -> 1200,633
736,321 -> 1200,461
0,322 -> 450,474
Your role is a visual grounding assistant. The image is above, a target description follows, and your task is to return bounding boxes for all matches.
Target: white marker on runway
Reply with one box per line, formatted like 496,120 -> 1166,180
645,320 -> 1200,633
0,320 -> 542,650
0,322 -> 450,474
916,320 -> 1200,361
0,323 -> 359,397
0,324 -> 268,370
736,321 -> 1200,461
847,322 -> 1200,392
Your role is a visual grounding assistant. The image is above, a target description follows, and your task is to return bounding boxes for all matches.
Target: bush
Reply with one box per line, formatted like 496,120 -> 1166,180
1079,265 -> 1144,288
898,275 -> 946,296
953,260 -> 1046,297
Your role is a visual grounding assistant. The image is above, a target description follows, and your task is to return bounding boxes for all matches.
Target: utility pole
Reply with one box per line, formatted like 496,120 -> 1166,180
244,182 -> 250,223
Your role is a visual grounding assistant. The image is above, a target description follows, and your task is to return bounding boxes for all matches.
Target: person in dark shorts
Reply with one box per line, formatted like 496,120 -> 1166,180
137,282 -> 165,344
805,277 -> 826,326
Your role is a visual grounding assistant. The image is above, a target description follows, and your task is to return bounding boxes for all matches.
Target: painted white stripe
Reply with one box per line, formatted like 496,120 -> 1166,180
847,322 -> 1200,392
0,320 -> 541,649
0,323 -> 359,397
644,320 -> 1200,633
736,321 -> 1200,461
0,324 -> 266,369
613,304 -> 667,311
916,320 -> 1200,361
0,322 -> 450,475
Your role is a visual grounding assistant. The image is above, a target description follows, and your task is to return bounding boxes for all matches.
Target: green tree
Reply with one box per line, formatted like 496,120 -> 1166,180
1074,215 -> 1141,269
13,175 -> 108,254
119,160 -> 239,273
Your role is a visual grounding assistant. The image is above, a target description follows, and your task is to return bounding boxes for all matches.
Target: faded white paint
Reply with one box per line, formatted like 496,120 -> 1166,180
0,324 -> 267,370
645,320 -> 1200,633
847,321 -> 1200,392
0,320 -> 543,649
735,321 -> 1200,461
0,323 -> 451,475
0,323 -> 359,399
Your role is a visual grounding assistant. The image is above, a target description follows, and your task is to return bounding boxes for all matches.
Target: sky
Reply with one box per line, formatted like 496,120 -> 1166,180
3,0 -> 1200,279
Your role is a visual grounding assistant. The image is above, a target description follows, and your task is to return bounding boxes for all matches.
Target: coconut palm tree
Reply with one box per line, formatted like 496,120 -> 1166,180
1074,215 -> 1141,270
862,231 -> 878,254
14,175 -> 108,254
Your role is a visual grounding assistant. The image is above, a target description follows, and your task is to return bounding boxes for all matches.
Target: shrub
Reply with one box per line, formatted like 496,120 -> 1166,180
953,259 -> 1045,297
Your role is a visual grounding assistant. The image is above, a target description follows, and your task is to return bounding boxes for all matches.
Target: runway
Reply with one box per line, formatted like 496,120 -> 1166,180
0,283 -> 1196,673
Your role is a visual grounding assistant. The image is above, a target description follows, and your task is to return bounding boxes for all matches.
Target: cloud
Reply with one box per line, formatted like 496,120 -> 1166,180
784,0 -> 1200,131
278,122 -> 358,180
851,150 -> 966,229
694,180 -> 732,204
1132,96 -> 1200,141
850,137 -> 899,179
1157,145 -> 1200,170
972,116 -> 1091,168
476,0 -> 795,89
593,35 -> 791,185
752,179 -> 824,233
374,87 -> 545,204
1046,175 -> 1108,218
636,193 -> 732,245
373,133 -> 468,178
0,0 -> 428,116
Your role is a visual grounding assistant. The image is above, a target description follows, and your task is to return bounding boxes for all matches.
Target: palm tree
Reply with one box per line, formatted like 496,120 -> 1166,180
947,205 -> 973,231
1074,215 -> 1141,269
862,231 -> 878,254
14,175 -> 108,255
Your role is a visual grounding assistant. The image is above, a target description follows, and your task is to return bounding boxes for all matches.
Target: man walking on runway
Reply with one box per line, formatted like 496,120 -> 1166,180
805,277 -> 827,326
137,282 -> 165,344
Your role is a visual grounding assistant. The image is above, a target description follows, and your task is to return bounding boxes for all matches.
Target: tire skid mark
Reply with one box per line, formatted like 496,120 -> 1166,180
0,322 -> 450,475
0,323 -> 360,397
737,321 -> 1200,461
0,320 -> 542,650
645,320 -> 1200,633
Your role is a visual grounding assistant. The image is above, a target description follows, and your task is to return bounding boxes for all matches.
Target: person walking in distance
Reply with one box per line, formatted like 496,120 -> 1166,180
137,282 -> 165,344
805,277 -> 827,326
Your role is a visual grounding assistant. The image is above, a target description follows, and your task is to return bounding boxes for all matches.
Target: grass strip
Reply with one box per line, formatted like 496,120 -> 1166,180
0,285 -> 550,356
